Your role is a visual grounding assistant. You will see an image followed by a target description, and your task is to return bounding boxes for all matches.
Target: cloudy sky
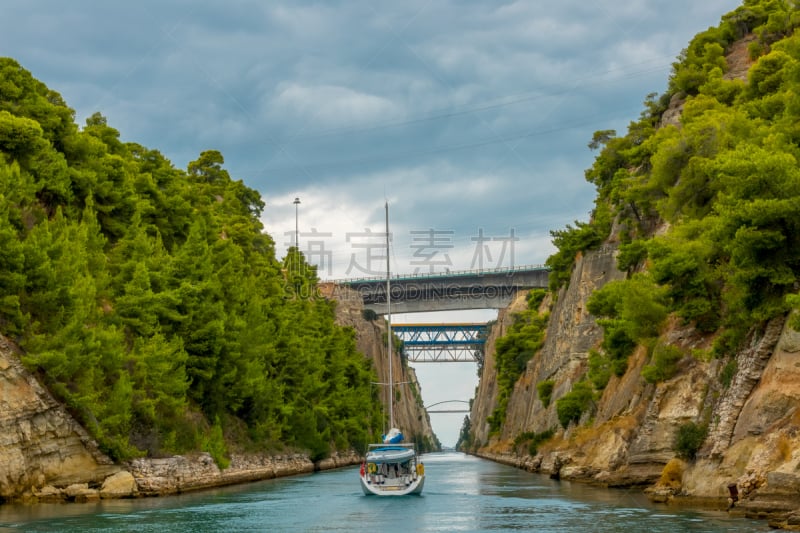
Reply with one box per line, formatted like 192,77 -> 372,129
2,1 -> 742,446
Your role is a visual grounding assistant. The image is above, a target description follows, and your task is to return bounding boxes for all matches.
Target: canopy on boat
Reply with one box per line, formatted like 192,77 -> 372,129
365,446 -> 416,464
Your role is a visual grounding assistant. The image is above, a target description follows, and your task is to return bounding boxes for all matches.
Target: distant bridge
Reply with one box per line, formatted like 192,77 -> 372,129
393,323 -> 487,363
337,264 -> 549,314
425,400 -> 471,414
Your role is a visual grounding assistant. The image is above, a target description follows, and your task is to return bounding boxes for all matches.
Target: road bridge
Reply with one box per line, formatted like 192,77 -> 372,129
393,323 -> 487,363
338,264 -> 549,314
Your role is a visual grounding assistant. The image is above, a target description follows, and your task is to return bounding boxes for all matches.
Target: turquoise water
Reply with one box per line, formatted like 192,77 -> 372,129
0,453 -> 767,532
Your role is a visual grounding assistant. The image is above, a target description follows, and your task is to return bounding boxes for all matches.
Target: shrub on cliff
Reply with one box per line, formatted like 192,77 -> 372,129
588,274 -> 668,343
545,211 -> 610,292
203,416 -> 230,469
513,428 -> 555,456
536,379 -> 555,407
587,349 -> 612,390
526,288 -> 547,310
585,275 -> 668,385
642,343 -> 684,384
673,421 -> 708,460
556,382 -> 594,429
719,358 -> 738,388
658,458 -> 686,489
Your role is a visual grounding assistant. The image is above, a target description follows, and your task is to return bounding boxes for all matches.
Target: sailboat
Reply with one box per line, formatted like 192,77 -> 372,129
359,202 -> 425,496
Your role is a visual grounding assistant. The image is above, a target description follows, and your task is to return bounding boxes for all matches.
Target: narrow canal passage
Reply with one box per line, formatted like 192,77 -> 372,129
0,453 -> 767,532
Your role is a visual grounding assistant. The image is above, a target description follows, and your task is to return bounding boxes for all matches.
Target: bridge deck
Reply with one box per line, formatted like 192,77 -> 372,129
332,265 -> 550,313
332,264 -> 547,284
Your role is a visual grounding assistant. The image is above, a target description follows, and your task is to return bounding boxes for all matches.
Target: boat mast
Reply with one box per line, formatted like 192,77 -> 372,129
385,201 -> 393,429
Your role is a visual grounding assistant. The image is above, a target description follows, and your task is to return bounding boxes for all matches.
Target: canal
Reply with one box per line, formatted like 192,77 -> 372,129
0,453 -> 768,532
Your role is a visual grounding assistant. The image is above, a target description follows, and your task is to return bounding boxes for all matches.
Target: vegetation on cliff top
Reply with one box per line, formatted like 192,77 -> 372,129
579,0 -> 800,385
560,0 -> 800,349
0,58 -> 384,463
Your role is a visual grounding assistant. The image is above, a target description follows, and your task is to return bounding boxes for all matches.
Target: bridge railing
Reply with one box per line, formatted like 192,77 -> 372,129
327,263 -> 548,284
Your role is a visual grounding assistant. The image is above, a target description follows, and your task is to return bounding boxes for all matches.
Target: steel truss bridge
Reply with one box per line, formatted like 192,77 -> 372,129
393,323 -> 487,363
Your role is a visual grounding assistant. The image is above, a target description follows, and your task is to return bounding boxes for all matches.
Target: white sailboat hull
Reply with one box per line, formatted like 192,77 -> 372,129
359,443 -> 425,496
359,471 -> 425,496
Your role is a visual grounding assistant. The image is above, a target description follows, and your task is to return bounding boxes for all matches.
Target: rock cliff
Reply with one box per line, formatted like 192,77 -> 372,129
467,36 -> 800,528
470,242 -> 800,524
0,336 -> 121,501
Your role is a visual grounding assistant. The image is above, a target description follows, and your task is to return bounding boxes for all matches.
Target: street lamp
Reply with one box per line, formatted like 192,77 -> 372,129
293,197 -> 300,249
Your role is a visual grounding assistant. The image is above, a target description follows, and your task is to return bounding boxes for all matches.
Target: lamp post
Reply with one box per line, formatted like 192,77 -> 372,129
293,197 -> 300,249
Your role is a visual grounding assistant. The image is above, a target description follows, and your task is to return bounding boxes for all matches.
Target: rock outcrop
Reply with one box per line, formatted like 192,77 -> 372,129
0,336 -> 119,502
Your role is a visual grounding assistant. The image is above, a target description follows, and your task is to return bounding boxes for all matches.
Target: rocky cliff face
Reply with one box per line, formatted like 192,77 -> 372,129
470,243 -> 800,525
320,283 -> 437,448
0,335 -> 120,501
467,36 -> 800,528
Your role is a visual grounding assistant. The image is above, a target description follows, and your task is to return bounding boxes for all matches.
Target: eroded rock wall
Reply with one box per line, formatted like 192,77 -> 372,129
320,283 -> 437,447
470,289 -> 528,447
471,243 -> 800,523
506,244 -> 626,441
0,336 -> 119,501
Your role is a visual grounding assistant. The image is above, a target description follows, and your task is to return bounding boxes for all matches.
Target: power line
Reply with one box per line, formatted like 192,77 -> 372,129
269,57 -> 675,144
251,107 -> 641,176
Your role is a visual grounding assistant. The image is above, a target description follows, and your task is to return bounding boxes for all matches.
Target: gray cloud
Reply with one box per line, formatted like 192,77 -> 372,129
2,1 -> 742,264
